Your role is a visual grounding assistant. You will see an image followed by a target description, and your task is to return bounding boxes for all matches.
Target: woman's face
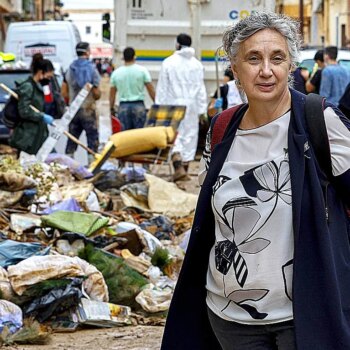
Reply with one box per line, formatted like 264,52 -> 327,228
232,28 -> 291,104
35,70 -> 54,82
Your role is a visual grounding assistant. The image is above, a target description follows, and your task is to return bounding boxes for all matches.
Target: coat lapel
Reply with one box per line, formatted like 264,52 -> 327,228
288,90 -> 309,243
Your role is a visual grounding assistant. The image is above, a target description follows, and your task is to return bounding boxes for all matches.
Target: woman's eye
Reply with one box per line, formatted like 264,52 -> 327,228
272,56 -> 284,63
248,56 -> 259,63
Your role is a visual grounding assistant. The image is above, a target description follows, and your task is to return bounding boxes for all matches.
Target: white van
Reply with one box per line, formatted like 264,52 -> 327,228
5,21 -> 81,72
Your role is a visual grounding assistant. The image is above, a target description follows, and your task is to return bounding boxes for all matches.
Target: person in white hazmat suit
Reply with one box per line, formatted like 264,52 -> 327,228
156,33 -> 207,181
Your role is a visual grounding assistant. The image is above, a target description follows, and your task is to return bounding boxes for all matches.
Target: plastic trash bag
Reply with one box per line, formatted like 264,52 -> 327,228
135,284 -> 172,313
0,300 -> 23,333
121,167 -> 146,183
45,153 -> 93,179
93,170 -> 127,191
139,215 -> 174,240
0,240 -> 50,268
23,277 -> 83,322
42,198 -> 81,215
115,222 -> 162,254
179,229 -> 191,252
0,172 -> 36,192
41,211 -> 109,236
0,267 -> 14,301
7,255 -> 109,302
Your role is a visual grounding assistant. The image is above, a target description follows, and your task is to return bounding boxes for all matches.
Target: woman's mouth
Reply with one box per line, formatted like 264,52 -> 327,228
257,83 -> 275,91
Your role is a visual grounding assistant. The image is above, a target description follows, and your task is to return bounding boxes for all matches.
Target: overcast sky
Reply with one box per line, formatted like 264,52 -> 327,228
62,0 -> 114,10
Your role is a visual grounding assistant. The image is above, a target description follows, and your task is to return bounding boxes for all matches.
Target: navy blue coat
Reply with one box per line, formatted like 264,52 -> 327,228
161,89 -> 350,350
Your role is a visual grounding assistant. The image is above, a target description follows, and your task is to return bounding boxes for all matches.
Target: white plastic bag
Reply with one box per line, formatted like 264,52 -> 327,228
135,284 -> 172,313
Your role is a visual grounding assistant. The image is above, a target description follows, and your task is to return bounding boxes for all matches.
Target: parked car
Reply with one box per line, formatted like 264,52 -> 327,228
0,68 -> 31,143
298,48 -> 350,72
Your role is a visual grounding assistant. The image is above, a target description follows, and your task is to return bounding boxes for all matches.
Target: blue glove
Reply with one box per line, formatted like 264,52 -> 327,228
214,97 -> 223,109
42,114 -> 54,125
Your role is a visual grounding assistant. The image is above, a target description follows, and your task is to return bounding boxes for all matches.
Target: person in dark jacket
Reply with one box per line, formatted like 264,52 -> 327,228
292,66 -> 309,94
161,12 -> 350,350
31,53 -> 66,119
9,58 -> 55,155
305,49 -> 325,94
64,41 -> 101,164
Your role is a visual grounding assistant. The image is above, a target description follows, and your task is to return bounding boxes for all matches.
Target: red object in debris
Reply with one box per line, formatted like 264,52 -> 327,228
111,115 -> 122,134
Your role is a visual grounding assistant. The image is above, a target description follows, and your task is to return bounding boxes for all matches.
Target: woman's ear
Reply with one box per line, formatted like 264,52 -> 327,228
231,64 -> 238,80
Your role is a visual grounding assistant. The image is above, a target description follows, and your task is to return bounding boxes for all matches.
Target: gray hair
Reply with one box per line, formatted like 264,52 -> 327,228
222,12 -> 302,69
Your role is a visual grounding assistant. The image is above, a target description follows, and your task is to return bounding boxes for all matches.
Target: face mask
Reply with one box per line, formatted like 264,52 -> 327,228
39,78 -> 50,86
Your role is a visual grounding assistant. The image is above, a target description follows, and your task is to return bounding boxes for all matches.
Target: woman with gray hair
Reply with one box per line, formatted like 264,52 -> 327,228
161,11 -> 350,350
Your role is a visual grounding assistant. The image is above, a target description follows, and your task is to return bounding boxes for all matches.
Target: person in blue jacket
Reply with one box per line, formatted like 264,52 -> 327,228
161,12 -> 350,350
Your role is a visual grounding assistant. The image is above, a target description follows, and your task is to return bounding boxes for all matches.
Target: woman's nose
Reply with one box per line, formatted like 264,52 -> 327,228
260,60 -> 273,77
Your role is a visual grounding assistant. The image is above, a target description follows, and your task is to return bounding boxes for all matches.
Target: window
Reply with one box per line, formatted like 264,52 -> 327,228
86,26 -> 91,34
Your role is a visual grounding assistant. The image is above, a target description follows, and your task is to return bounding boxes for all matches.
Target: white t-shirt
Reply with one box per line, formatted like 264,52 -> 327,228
199,107 -> 350,325
226,80 -> 247,108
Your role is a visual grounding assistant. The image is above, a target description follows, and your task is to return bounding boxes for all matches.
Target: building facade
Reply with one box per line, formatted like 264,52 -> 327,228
277,0 -> 350,48
0,0 -> 16,49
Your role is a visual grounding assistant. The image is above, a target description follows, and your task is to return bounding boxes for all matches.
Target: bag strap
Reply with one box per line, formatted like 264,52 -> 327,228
210,104 -> 243,152
305,93 -> 333,179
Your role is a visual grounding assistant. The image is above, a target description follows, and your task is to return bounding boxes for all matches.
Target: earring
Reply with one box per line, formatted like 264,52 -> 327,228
235,78 -> 241,87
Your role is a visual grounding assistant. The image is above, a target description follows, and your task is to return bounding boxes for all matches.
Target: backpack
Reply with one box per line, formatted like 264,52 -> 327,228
210,94 -> 332,179
2,80 -> 34,129
2,94 -> 21,129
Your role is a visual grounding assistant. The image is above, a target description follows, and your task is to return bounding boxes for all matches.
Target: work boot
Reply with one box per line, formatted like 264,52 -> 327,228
172,153 -> 190,182
183,162 -> 189,173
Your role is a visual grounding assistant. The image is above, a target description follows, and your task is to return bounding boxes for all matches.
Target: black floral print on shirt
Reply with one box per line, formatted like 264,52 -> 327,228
212,153 -> 292,320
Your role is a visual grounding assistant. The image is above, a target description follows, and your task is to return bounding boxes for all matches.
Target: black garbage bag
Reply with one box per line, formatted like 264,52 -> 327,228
23,278 -> 84,322
139,215 -> 174,240
93,170 -> 127,191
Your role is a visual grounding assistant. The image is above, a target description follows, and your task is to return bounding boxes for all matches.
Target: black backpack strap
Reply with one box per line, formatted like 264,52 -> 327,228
305,93 -> 333,179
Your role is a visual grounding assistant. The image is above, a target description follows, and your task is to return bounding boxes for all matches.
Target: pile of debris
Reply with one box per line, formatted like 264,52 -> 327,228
0,151 -> 196,346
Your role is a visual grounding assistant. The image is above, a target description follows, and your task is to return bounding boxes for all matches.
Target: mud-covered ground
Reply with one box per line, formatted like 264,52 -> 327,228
5,325 -> 164,350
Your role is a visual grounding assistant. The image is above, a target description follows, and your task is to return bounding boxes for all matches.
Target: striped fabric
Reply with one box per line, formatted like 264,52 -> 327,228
145,104 -> 186,129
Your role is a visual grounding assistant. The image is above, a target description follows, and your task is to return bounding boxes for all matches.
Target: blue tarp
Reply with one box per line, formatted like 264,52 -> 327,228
0,240 -> 50,268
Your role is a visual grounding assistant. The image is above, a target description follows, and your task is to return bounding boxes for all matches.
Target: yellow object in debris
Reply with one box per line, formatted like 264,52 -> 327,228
110,126 -> 175,158
0,52 -> 16,62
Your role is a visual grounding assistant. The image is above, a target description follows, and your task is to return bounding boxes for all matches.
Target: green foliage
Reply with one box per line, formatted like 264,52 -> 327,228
79,244 -> 148,308
151,247 -> 171,270
23,279 -> 73,298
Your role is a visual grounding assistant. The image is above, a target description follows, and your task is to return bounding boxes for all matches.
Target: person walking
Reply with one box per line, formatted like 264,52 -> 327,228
291,66 -> 309,94
156,33 -> 207,181
305,49 -> 325,94
9,57 -> 55,154
64,41 -> 101,163
161,12 -> 350,350
109,47 -> 155,130
30,53 -> 66,120
208,67 -> 247,118
320,46 -> 350,105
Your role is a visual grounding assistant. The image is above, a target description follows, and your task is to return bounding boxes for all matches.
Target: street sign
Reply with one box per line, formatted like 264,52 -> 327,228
36,83 -> 92,162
